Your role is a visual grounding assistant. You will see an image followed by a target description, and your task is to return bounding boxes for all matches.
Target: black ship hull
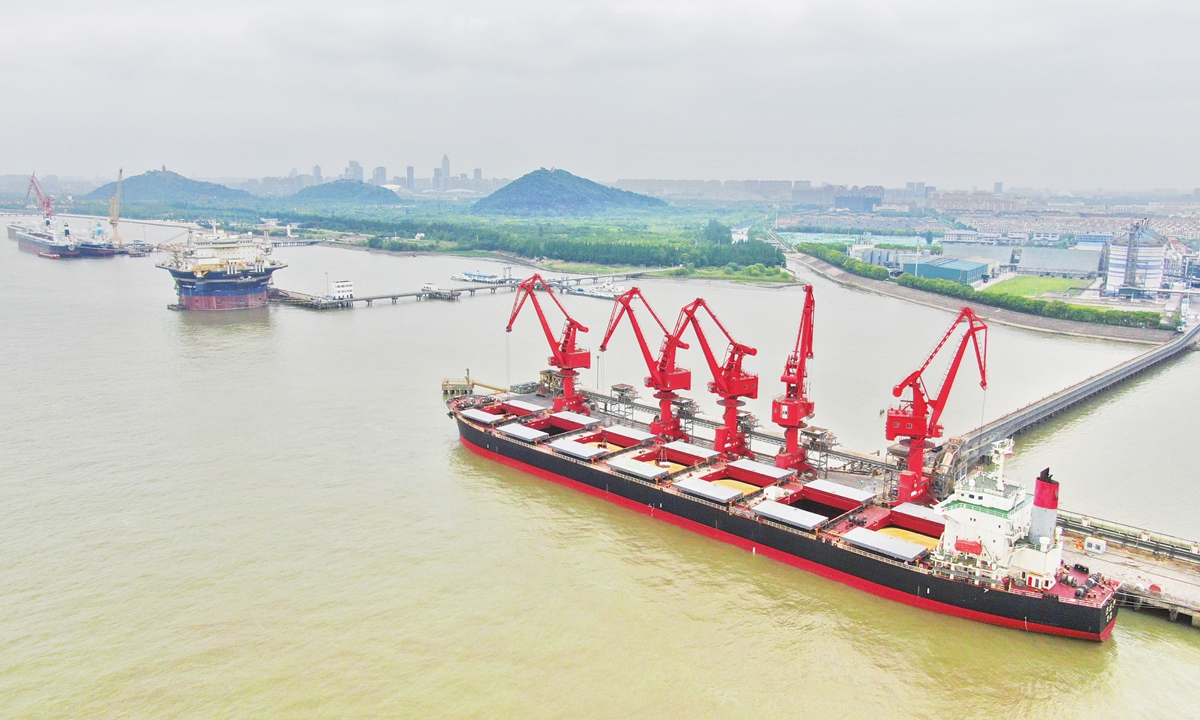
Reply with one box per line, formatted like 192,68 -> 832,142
456,418 -> 1117,641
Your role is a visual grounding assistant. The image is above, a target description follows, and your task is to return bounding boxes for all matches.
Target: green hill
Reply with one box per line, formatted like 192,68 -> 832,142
291,180 -> 402,206
471,168 -> 666,216
84,170 -> 252,203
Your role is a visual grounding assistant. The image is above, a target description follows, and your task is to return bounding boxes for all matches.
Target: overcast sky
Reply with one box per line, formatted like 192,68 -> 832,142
3,0 -> 1198,190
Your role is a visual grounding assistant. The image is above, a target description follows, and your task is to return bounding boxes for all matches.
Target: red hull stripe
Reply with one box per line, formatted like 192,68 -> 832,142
459,435 -> 1114,642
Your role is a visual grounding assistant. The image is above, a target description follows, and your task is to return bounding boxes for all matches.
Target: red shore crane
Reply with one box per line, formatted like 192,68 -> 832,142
26,173 -> 54,219
886,307 -> 988,504
771,284 -> 816,471
671,299 -> 758,457
599,288 -> 692,440
507,274 -> 591,414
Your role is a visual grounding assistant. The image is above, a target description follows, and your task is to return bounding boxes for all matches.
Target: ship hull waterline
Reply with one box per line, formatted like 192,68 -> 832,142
456,418 -> 1116,642
166,269 -> 277,311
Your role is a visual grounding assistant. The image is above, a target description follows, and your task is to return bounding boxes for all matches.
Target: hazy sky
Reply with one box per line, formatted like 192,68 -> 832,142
3,0 -> 1198,190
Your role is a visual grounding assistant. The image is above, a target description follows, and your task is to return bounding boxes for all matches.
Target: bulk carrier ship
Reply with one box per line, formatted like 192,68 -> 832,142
157,230 -> 287,310
447,276 -> 1118,641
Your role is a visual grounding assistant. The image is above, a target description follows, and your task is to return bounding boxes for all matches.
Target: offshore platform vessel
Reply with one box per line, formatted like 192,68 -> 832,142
157,229 -> 287,310
447,276 -> 1118,640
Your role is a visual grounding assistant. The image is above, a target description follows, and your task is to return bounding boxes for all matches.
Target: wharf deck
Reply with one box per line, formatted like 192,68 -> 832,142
269,284 -> 513,309
1063,542 -> 1200,627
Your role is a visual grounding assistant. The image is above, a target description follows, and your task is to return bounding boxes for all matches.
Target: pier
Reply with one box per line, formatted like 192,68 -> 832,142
268,283 -> 516,309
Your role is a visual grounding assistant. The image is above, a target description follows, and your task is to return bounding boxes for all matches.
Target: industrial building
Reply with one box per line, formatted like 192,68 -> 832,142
902,257 -> 991,284
943,244 -> 1015,266
1016,247 -> 1102,278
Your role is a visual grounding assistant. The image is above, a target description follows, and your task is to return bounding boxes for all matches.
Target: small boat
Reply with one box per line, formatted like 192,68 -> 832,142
38,252 -> 62,260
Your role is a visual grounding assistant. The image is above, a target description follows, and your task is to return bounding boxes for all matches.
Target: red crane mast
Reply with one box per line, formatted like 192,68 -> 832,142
886,307 -> 988,504
26,173 -> 54,221
507,274 -> 591,414
599,288 -> 692,440
771,284 -> 816,471
671,299 -> 758,457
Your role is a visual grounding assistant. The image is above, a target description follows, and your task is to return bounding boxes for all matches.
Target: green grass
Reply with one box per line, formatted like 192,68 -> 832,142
983,276 -> 1089,297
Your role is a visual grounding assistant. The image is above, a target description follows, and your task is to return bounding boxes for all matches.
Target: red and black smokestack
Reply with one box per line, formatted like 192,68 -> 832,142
1029,468 -> 1059,545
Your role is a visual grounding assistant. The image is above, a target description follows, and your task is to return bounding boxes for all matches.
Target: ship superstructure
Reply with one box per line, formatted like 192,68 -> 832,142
157,229 -> 287,310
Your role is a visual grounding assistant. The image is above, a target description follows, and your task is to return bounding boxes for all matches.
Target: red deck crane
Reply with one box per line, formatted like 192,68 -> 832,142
771,284 -> 816,471
671,299 -> 758,457
886,307 -> 988,504
599,288 -> 692,440
507,274 -> 591,414
26,173 -> 54,220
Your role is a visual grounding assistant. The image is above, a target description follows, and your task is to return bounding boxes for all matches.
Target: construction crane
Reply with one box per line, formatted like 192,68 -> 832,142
599,288 -> 692,440
507,274 -> 591,414
26,173 -> 54,220
671,299 -> 758,457
771,284 -> 816,471
108,168 -> 124,248
886,307 -> 988,504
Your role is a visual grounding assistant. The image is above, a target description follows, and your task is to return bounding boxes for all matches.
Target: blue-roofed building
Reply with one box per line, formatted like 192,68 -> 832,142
902,257 -> 990,284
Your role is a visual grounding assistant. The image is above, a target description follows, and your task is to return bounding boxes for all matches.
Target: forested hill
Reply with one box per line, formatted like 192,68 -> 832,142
471,168 -> 666,216
290,179 -> 402,206
83,170 -> 252,203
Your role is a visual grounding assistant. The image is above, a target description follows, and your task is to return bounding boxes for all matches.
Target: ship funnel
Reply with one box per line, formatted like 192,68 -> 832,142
1028,468 -> 1059,547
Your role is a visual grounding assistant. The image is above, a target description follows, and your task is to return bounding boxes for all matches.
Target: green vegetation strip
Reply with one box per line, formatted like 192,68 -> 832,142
794,243 -> 1164,329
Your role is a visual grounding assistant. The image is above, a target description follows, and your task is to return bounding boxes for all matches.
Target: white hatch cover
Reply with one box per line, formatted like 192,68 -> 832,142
842,527 -> 927,562
461,408 -> 507,426
805,479 -> 876,504
673,477 -> 744,504
664,440 -> 719,460
548,438 -> 608,460
892,502 -> 945,526
605,426 -> 655,444
496,423 -> 550,443
729,458 -> 795,481
551,411 -> 600,428
615,458 -> 670,481
752,500 -> 827,531
505,400 -> 545,413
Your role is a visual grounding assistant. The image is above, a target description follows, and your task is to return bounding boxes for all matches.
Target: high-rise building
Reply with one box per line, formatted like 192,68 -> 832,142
994,181 -> 1004,196
371,166 -> 387,185
433,168 -> 443,192
441,155 -> 451,190
343,161 -> 363,182
406,166 -> 414,189
313,166 -> 322,184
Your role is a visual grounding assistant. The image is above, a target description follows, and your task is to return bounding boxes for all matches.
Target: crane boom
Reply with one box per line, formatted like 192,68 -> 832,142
599,288 -> 691,439
671,299 -> 757,457
26,174 -> 54,219
108,169 -> 124,248
886,307 -> 988,504
507,274 -> 591,413
771,284 -> 816,470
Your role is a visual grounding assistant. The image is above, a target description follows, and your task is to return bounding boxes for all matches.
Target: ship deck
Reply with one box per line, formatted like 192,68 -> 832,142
452,394 -> 1117,614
